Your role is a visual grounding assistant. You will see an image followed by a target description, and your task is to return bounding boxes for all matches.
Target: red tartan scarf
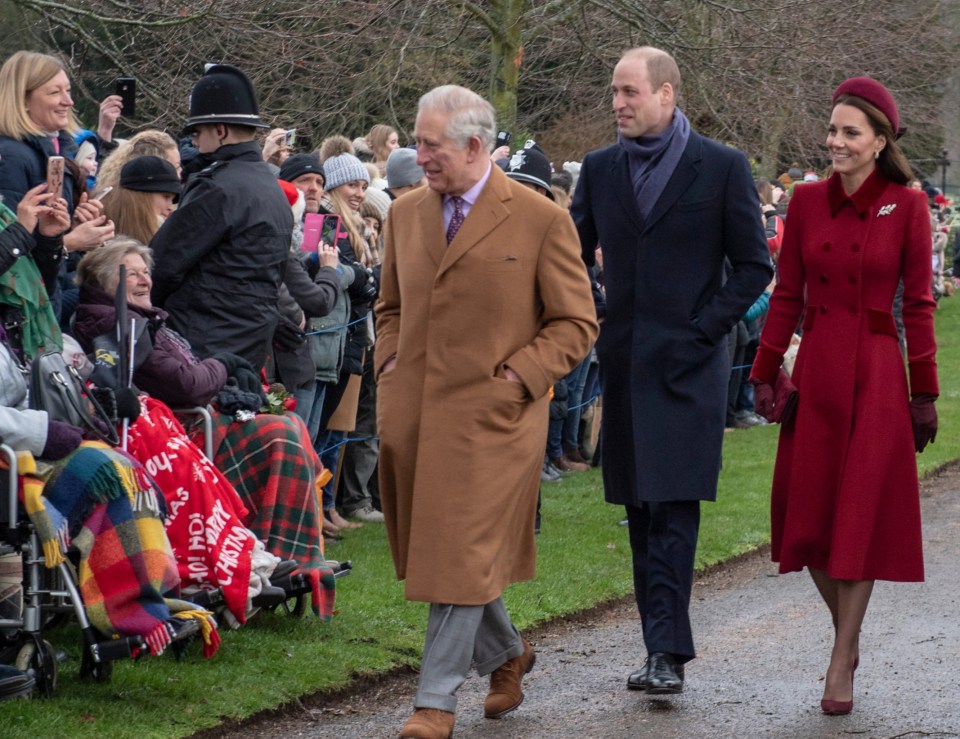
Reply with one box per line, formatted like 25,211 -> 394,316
124,396 -> 255,625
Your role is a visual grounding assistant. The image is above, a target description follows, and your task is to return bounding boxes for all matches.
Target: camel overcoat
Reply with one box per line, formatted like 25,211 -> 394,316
752,171 -> 938,581
375,165 -> 598,604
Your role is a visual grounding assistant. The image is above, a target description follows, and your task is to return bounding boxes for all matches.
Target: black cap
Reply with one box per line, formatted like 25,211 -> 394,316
184,64 -> 268,133
279,153 -> 324,184
120,156 -> 181,197
504,141 -> 554,201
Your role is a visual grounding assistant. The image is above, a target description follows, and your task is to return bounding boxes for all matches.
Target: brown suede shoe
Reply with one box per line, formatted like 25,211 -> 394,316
398,708 -> 455,739
551,456 -> 590,473
563,447 -> 590,465
484,638 -> 535,718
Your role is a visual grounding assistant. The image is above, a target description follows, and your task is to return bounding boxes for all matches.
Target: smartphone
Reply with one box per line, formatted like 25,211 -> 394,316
114,77 -> 136,118
285,129 -> 297,146
320,214 -> 341,246
497,130 -> 512,147
301,213 -> 342,252
46,156 -> 65,199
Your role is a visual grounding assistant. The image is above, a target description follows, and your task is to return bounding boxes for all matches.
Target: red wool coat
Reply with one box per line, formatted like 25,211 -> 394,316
752,171 -> 937,582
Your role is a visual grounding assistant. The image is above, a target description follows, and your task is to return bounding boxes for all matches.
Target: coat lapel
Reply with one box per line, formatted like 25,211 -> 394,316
610,146 -> 645,233
643,133 -> 703,233
416,189 -> 447,268
437,166 -> 512,279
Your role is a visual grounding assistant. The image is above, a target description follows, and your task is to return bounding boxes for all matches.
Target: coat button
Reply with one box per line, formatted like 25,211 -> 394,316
820,305 -> 827,314
848,275 -> 857,284
820,273 -> 828,283
860,212 -> 867,220
11,248 -> 19,256
850,306 -> 858,316
851,243 -> 860,253
822,241 -> 831,251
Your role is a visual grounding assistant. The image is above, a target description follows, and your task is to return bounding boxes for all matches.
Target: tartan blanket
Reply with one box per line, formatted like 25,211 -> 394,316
190,412 -> 336,620
124,397 -> 255,625
20,443 -> 220,657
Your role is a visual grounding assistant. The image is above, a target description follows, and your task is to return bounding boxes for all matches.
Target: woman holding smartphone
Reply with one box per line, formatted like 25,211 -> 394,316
0,51 -> 116,318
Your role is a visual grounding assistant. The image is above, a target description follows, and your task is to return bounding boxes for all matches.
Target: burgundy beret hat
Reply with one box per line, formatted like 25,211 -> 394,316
832,76 -> 899,135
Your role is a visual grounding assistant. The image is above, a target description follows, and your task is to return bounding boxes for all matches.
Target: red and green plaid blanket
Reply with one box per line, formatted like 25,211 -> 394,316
190,412 -> 336,620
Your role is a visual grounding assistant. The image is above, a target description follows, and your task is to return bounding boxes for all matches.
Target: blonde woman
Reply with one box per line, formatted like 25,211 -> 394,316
366,123 -> 399,177
0,51 -> 114,255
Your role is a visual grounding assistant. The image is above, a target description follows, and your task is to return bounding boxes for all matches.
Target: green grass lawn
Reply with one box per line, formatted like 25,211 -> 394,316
3,297 -> 957,738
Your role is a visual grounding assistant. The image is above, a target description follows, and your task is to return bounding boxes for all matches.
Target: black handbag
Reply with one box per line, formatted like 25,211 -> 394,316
29,351 -> 120,446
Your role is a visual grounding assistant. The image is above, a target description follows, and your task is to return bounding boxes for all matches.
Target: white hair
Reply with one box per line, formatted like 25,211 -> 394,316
418,85 -> 496,152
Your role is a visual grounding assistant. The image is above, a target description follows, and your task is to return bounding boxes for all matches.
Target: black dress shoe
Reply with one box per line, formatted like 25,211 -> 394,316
628,655 -> 685,692
645,652 -> 684,694
627,664 -> 649,690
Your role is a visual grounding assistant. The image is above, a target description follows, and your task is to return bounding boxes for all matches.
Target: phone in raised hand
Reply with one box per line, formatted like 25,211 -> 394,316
114,77 -> 136,118
46,156 -> 65,199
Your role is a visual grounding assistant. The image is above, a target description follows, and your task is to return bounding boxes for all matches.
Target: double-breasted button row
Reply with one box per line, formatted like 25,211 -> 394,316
821,240 -> 862,253
818,273 -> 858,285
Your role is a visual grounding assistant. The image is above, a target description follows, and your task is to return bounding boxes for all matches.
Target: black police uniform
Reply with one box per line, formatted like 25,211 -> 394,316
150,141 -> 292,369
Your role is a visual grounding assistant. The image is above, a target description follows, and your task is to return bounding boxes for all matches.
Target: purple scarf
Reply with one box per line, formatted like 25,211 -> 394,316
619,108 -> 691,221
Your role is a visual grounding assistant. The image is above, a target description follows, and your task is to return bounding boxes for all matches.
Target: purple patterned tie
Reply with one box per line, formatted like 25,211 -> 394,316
446,196 -> 465,244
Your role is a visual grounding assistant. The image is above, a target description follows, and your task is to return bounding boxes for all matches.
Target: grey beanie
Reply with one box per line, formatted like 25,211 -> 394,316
324,153 -> 370,191
362,187 -> 391,223
386,148 -> 424,189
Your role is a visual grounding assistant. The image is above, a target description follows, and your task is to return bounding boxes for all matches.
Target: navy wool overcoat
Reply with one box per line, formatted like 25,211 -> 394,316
572,131 -> 773,504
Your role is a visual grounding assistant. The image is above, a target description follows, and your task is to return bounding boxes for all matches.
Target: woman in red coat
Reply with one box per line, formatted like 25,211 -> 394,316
750,78 -> 938,716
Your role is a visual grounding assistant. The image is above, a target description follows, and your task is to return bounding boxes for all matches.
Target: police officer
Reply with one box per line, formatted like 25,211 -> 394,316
150,64 -> 292,369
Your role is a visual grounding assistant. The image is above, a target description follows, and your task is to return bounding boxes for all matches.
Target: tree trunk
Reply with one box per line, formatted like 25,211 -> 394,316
484,0 -> 525,135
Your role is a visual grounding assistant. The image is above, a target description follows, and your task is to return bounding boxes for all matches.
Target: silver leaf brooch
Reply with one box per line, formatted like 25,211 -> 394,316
878,204 -> 897,216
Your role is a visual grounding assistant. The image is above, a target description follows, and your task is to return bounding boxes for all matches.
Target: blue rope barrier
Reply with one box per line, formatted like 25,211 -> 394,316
303,315 -> 367,336
319,435 -> 379,455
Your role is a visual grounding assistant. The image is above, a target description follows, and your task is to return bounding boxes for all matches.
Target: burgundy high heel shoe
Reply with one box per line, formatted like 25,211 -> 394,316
820,658 -> 858,716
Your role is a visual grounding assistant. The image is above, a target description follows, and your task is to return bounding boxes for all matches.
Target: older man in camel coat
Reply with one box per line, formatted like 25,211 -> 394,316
375,85 -> 598,739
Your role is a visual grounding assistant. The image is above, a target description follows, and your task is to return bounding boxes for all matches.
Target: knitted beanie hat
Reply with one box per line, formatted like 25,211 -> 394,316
323,153 -> 370,191
279,152 -> 324,184
361,187 -> 391,224
386,147 -> 424,189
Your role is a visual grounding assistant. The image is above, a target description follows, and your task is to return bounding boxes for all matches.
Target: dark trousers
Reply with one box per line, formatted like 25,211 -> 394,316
625,500 -> 700,664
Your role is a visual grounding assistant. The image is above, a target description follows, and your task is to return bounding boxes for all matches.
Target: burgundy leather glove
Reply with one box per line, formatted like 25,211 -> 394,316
751,379 -> 776,423
750,368 -> 798,426
773,369 -> 799,428
42,420 -> 83,460
910,394 -> 938,453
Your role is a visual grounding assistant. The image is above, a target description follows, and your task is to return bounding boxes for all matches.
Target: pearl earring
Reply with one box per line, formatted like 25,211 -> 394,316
874,150 -> 880,160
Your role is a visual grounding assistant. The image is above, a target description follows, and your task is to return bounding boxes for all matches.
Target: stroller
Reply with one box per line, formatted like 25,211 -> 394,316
0,442 -> 201,698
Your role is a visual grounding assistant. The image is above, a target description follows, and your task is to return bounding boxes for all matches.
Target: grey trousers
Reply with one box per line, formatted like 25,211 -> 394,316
414,598 -> 524,712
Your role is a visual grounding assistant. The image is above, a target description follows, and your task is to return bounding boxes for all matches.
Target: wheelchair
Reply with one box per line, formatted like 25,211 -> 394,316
0,442 -> 198,697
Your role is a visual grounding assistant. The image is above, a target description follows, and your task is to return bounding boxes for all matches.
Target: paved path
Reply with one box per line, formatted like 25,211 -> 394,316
220,474 -> 960,739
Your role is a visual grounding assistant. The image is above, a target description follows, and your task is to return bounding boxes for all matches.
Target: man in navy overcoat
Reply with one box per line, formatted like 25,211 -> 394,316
572,47 -> 772,694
